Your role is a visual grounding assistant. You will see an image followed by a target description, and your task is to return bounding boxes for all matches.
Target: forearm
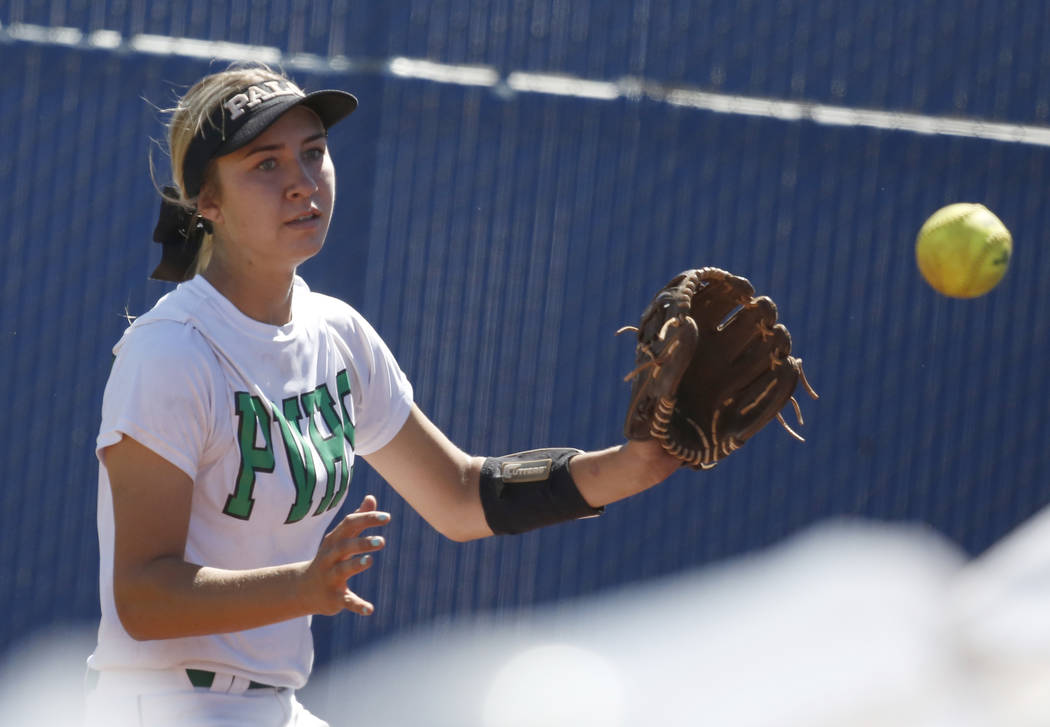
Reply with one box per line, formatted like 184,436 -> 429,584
367,405 -> 681,541
471,439 -> 678,537
363,406 -> 492,542
569,439 -> 680,508
115,557 -> 309,640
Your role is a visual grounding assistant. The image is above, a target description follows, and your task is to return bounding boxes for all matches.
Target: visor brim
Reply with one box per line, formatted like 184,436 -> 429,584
217,89 -> 358,158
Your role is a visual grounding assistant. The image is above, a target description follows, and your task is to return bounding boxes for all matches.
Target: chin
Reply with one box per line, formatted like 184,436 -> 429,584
286,224 -> 329,249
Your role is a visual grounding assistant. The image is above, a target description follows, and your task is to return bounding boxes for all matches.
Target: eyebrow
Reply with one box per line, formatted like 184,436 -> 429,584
241,131 -> 327,157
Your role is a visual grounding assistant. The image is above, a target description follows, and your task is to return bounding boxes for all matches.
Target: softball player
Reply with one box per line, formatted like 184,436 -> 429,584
87,64 -> 679,726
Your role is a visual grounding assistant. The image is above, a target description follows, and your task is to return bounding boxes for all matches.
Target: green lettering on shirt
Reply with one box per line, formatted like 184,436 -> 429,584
225,392 -> 275,519
225,369 -> 356,523
274,396 -> 318,524
301,383 -> 351,514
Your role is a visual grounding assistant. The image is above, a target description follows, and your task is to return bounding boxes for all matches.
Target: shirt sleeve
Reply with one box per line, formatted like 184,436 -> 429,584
330,306 -> 414,456
96,320 -> 220,480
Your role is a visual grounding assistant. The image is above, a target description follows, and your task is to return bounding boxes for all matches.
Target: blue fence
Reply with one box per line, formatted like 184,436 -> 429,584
2,2 -> 1048,670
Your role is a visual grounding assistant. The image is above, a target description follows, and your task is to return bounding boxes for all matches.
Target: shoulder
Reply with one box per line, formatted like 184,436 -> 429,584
294,280 -> 383,344
116,318 -> 213,364
111,292 -> 222,386
106,322 -> 221,415
114,280 -> 215,359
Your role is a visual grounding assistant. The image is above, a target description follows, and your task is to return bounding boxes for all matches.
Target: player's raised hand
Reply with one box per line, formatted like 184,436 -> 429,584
297,494 -> 390,617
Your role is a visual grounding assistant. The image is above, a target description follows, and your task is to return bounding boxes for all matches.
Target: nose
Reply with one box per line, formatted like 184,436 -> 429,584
286,160 -> 319,199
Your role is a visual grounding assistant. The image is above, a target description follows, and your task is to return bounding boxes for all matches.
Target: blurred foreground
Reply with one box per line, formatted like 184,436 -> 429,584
8,510 -> 1050,726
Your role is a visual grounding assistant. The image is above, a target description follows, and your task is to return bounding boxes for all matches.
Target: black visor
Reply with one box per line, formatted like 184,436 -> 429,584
181,80 -> 357,198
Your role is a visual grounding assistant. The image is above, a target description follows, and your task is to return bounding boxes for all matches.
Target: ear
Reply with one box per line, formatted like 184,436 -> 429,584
195,179 -> 223,226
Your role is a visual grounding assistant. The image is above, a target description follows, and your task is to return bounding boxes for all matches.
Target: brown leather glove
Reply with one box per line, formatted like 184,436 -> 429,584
621,268 -> 817,469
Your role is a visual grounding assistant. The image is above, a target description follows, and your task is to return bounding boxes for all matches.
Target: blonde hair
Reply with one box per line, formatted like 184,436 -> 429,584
157,63 -> 291,277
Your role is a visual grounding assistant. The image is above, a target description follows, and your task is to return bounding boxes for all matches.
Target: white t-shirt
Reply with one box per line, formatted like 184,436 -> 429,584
90,275 -> 413,689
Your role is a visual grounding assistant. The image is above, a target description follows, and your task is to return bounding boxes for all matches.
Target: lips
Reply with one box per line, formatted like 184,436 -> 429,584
284,208 -> 322,226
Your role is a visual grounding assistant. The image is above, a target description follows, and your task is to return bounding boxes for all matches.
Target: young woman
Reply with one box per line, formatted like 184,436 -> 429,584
86,64 -> 679,726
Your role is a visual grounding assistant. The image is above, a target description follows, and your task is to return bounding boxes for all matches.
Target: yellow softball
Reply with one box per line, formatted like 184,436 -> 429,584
915,203 -> 1012,299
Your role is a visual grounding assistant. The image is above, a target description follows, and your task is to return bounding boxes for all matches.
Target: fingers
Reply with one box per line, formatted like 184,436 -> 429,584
332,550 -> 379,616
302,495 -> 390,617
342,588 -> 375,616
320,495 -> 388,562
305,534 -> 385,617
334,548 -> 378,576
328,496 -> 391,539
326,533 -> 386,564
318,523 -> 387,570
354,494 -> 377,513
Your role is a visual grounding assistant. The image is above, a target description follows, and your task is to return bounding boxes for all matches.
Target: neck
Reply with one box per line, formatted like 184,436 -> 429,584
202,259 -> 297,326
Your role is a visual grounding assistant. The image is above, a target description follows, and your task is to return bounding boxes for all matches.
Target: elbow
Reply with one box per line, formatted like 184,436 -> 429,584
113,564 -> 172,641
427,459 -> 494,542
113,582 -> 153,641
432,518 -> 488,543
121,620 -> 154,642
428,504 -> 492,542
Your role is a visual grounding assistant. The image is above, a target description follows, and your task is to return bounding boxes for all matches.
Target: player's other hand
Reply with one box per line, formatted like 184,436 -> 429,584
297,494 -> 389,617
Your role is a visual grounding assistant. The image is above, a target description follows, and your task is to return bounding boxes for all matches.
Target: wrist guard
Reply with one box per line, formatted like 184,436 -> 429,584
479,448 -> 604,535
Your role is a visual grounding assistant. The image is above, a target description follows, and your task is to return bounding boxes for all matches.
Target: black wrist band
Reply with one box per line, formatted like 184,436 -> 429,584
479,448 -> 604,535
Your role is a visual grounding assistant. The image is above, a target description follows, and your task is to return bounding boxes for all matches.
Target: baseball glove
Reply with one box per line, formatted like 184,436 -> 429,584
620,267 -> 817,469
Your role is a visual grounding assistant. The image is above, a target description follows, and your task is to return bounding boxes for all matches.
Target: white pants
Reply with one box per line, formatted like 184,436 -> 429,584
83,668 -> 329,727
